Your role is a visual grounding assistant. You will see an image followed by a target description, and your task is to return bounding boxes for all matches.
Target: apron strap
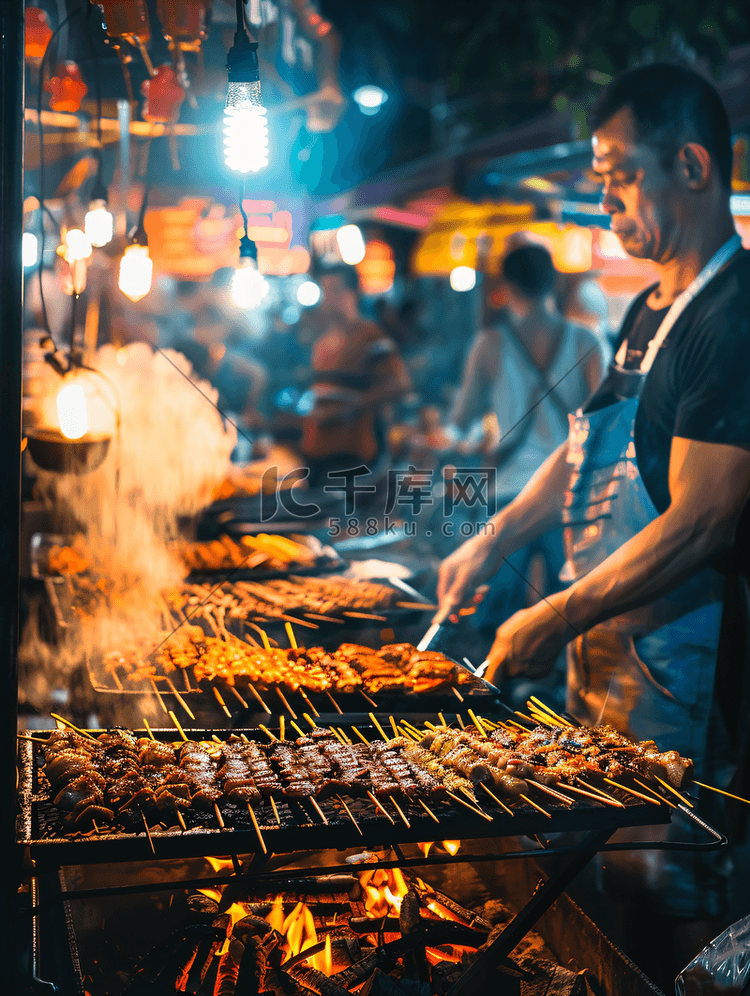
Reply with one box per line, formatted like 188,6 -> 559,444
614,233 -> 743,372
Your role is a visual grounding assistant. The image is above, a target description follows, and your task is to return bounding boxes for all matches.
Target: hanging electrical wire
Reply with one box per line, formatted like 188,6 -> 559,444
223,0 -> 269,173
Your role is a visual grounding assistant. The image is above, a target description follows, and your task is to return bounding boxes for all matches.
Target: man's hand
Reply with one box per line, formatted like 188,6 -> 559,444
434,532 -> 501,624
484,594 -> 576,685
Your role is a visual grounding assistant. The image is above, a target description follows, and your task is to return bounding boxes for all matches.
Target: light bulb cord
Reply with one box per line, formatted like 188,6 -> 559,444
37,6 -> 85,344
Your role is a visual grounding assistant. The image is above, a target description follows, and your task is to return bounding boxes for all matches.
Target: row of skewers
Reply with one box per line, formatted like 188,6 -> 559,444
178,534 -> 331,575
24,700 -> 746,857
100,637 -> 473,705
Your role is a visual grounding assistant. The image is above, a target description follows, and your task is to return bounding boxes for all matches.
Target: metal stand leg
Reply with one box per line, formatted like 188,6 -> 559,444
446,828 -> 613,996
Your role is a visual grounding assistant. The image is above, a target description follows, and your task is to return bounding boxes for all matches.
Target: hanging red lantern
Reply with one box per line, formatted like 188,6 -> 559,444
25,7 -> 53,62
94,0 -> 150,46
141,64 -> 186,122
45,62 -> 88,114
155,1 -> 212,53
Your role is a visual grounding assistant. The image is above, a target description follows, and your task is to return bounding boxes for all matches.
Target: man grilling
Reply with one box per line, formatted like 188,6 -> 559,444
435,63 -> 750,981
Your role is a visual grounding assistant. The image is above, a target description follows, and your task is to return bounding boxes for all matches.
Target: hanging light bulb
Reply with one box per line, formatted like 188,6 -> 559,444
119,185 -> 153,302
336,224 -> 366,265
231,235 -> 269,308
85,166 -> 114,248
57,228 -> 93,296
23,232 -> 39,269
118,244 -> 153,302
223,11 -> 268,173
56,383 -> 88,440
85,201 -> 114,248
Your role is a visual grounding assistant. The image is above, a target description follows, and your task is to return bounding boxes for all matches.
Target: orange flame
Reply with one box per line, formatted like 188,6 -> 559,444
442,840 -> 461,856
360,868 -> 409,917
418,842 -> 433,858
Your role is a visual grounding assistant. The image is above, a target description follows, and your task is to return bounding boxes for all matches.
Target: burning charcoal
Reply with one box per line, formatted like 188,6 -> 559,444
420,890 -> 493,933
429,961 -> 464,996
287,965 -> 352,996
187,894 -> 220,921
399,889 -> 421,936
479,899 -> 512,926
330,936 -> 361,972
330,939 -> 409,989
125,923 -> 227,992
349,916 -> 402,935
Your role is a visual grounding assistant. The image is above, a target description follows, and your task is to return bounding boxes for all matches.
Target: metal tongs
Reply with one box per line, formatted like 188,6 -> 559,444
416,588 -> 490,677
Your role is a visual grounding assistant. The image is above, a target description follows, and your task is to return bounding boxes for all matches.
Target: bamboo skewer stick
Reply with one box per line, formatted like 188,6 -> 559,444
110,668 -> 124,690
259,629 -> 272,651
212,687 -> 232,719
299,690 -> 319,718
143,718 -> 156,740
176,810 -> 187,831
478,782 -> 515,816
358,689 -> 378,709
633,777 -> 677,809
168,710 -> 188,741
165,678 -> 196,721
303,613 -> 345,624
310,797 -> 329,824
303,713 -> 317,729
576,780 -> 626,808
285,622 -> 298,649
352,727 -> 370,745
329,728 -> 346,745
336,795 -> 362,835
456,715 -> 466,730
693,780 -> 750,806
247,803 -> 267,854
259,724 -> 278,742
529,697 -> 573,727
438,713 -> 448,728
342,611 -> 387,621
141,811 -> 155,854
325,691 -> 343,714
149,679 -> 168,715
446,790 -> 492,821
247,683 -> 272,715
214,803 -> 225,829
562,783 -> 621,807
17,734 -> 48,743
227,685 -> 249,710
451,687 -> 464,703
270,797 -> 281,825
49,714 -> 97,740
389,716 -> 400,739
276,689 -> 298,719
602,778 -> 662,805
653,775 -> 694,808
467,709 -> 487,738
279,717 -> 286,741
418,798 -> 440,823
367,790 -> 395,823
460,786 -> 494,819
395,601 -> 437,611
528,781 -> 574,806
368,712 -> 390,742
290,721 -> 306,738
520,794 -> 552,818
388,796 -> 411,828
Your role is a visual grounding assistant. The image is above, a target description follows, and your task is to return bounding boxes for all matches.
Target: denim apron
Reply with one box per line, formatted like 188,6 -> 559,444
559,234 -> 742,916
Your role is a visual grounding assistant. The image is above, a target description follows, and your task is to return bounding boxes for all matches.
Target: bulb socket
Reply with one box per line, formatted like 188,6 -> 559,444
227,34 -> 260,83
239,234 -> 258,263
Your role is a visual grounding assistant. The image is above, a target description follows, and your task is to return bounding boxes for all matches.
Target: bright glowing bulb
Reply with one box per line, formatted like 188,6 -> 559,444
296,280 -> 321,307
23,232 -> 38,268
64,228 -> 93,263
118,244 -> 153,302
85,201 -> 114,247
231,261 -> 269,309
336,225 -> 365,265
352,84 -> 388,115
449,266 -> 476,292
56,384 -> 88,440
223,81 -> 269,173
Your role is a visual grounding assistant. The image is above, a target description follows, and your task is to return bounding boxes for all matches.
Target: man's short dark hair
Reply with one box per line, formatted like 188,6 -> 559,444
502,244 -> 556,299
588,63 -> 733,190
319,264 -> 360,294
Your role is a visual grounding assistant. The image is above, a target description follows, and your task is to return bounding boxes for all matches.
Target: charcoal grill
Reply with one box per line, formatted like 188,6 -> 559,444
17,726 -> 725,874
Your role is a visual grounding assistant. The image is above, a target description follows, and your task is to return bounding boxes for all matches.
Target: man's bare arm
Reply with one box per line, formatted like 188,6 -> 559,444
449,330 -> 497,431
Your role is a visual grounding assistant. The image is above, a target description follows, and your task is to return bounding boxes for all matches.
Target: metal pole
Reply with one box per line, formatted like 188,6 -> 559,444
0,0 -> 25,988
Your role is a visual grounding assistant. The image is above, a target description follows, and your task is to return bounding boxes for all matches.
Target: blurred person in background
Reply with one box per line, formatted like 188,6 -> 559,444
446,241 -> 606,638
300,265 -> 412,486
173,303 -> 268,441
